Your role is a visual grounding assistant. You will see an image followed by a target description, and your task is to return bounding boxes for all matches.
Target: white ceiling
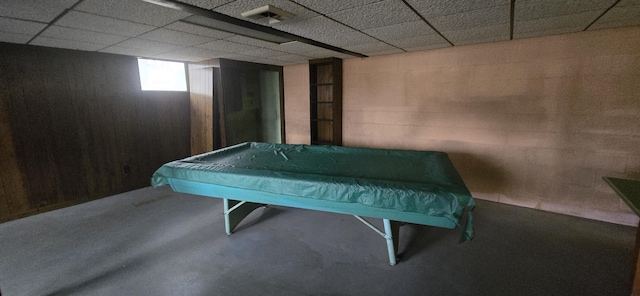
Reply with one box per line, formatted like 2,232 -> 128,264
0,0 -> 639,65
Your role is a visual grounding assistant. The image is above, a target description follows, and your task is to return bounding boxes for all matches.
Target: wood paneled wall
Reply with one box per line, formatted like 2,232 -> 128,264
0,43 -> 190,222
188,63 -> 214,155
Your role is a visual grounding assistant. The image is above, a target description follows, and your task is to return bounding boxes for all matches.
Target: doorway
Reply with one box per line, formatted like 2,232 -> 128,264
215,59 -> 284,148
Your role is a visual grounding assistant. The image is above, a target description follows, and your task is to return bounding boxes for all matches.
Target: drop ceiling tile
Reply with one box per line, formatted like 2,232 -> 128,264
117,38 -> 184,52
197,39 -> 262,53
365,48 -> 404,56
251,57 -> 296,66
214,0 -> 318,23
387,34 -> 449,49
364,21 -> 437,41
343,41 -> 399,54
99,45 -> 166,57
589,0 -> 640,30
223,35 -> 281,49
291,48 -> 334,59
219,53 -> 253,60
0,17 -> 47,35
165,22 -> 235,39
292,0 -> 384,14
429,5 -> 510,32
313,30 -> 378,47
443,24 -> 510,45
272,16 -> 352,38
155,46 -> 230,62
152,55 -> 205,62
404,43 -> 451,52
515,0 -> 617,21
249,57 -> 290,66
138,28 -> 213,46
514,12 -> 602,38
0,0 -> 78,22
514,0 -> 618,37
217,53 -> 259,62
277,41 -> 324,54
237,57 -> 271,65
328,0 -> 420,30
451,35 -> 509,46
514,27 -> 587,40
39,26 -> 128,45
304,49 -> 354,59
175,0 -> 236,10
336,54 -> 358,60
405,0 -> 508,16
155,54 -> 219,63
30,36 -> 105,51
272,53 -> 311,63
75,0 -> 191,27
55,11 -> 155,37
239,47 -> 288,58
0,32 -> 33,44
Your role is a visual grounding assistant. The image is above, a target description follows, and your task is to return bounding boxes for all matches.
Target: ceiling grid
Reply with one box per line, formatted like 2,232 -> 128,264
0,0 -> 636,64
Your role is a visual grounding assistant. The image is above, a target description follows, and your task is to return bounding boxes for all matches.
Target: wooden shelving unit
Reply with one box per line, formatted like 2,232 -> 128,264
309,58 -> 342,146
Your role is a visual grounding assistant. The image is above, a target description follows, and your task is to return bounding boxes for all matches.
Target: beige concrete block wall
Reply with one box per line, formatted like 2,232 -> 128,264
284,64 -> 310,144
284,26 -> 640,225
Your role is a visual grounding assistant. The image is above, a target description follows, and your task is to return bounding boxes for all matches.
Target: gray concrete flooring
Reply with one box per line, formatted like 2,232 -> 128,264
0,186 -> 636,296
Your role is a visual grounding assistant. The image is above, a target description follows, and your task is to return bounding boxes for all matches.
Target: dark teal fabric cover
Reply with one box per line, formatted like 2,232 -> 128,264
152,142 -> 475,240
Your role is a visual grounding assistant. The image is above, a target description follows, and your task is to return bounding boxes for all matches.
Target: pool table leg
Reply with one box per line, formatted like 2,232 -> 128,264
383,219 -> 401,265
354,216 -> 401,265
223,198 -> 265,235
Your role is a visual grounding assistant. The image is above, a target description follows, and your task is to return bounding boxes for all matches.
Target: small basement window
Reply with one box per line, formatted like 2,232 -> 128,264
137,58 -> 187,91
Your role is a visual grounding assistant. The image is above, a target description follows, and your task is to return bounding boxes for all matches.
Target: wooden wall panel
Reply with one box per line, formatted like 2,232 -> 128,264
4,49 -> 61,209
188,64 -> 214,155
0,73 -> 29,216
0,42 -> 190,222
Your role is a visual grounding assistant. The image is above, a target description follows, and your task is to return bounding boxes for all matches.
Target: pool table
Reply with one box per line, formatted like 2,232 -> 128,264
152,142 -> 475,265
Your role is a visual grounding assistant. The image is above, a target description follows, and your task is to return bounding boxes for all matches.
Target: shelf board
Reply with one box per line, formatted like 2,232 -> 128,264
310,57 -> 342,146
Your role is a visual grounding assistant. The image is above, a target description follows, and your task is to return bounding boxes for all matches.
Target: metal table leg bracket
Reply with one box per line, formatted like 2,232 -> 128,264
223,198 -> 265,235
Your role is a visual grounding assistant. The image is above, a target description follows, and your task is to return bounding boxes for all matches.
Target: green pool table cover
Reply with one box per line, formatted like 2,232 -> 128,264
152,142 -> 475,240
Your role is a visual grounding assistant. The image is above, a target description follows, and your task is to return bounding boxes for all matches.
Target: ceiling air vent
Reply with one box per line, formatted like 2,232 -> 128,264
241,5 -> 295,24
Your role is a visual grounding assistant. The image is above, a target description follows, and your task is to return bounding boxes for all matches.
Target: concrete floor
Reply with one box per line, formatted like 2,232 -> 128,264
0,186 -> 635,296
